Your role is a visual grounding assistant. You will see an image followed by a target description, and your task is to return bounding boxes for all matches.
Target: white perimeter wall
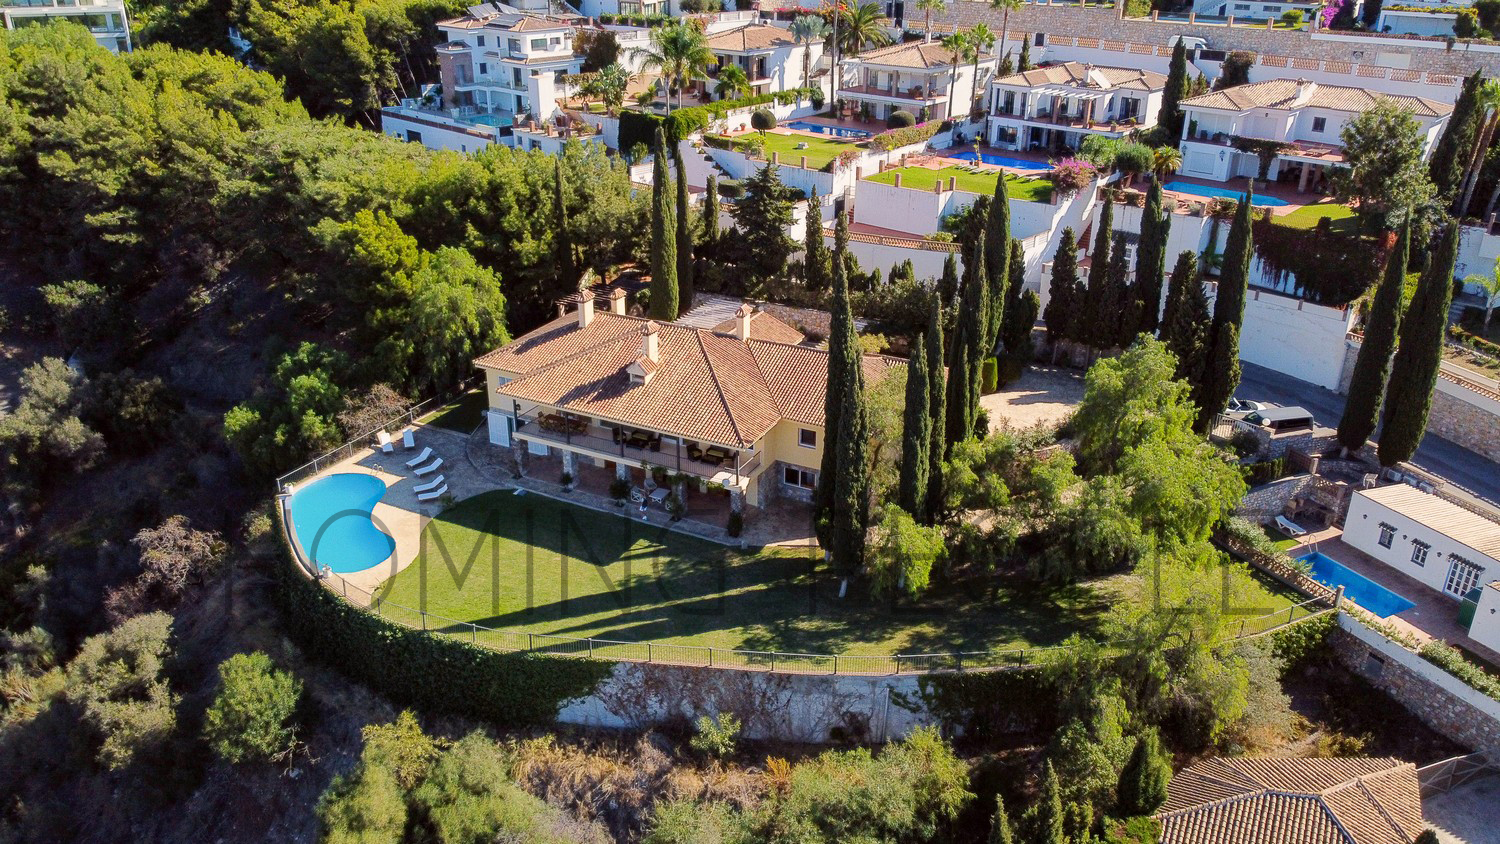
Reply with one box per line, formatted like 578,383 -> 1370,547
1231,286 -> 1355,391
380,112 -> 496,153
1343,489 -> 1500,597
1472,583 -> 1500,653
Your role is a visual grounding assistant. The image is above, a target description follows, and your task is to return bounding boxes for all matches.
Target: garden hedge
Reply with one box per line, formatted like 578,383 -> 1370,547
270,508 -> 611,726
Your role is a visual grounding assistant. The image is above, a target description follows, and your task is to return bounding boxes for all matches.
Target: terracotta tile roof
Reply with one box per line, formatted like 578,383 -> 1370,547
1158,757 -> 1424,844
848,40 -> 978,70
711,311 -> 807,345
1357,484 -> 1500,559
1181,79 -> 1451,118
706,23 -> 798,52
993,61 -> 1167,92
475,311 -> 900,447
507,14 -> 570,31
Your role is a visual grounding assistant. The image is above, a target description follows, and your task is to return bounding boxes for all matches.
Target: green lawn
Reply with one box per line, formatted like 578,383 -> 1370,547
1271,202 -> 1358,234
376,491 -> 1302,656
1261,523 -> 1302,552
418,388 -> 488,434
865,165 -> 1055,203
707,130 -> 860,171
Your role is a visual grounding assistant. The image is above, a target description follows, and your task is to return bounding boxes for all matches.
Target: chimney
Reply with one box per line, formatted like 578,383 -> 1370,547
577,288 -> 596,328
734,303 -> 754,341
607,287 -> 627,315
1294,78 -> 1317,106
641,321 -> 660,362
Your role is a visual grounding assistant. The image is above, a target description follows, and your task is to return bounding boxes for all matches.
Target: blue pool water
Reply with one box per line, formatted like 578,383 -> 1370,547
949,150 -> 1050,170
1164,180 -> 1290,206
1299,551 -> 1416,617
289,473 -> 395,573
785,120 -> 871,138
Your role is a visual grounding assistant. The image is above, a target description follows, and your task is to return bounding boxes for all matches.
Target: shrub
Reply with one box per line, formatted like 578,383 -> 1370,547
981,357 -> 999,394
1280,8 -> 1304,25
609,477 -> 630,504
106,515 -> 225,621
750,108 -> 776,133
65,612 -> 179,770
1420,640 -> 1500,702
727,510 -> 744,536
1245,456 -> 1286,486
203,651 -> 303,764
1049,158 -> 1097,198
717,179 -> 743,199
690,712 -> 742,760
886,109 -> 916,129
869,119 -> 943,152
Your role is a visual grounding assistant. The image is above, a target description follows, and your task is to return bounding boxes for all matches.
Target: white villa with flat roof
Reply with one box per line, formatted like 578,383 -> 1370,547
1344,484 -> 1500,602
985,62 -> 1167,154
837,40 -> 997,123
1176,79 -> 1452,190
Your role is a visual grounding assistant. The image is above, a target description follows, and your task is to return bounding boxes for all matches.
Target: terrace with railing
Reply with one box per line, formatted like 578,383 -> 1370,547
511,407 -> 764,487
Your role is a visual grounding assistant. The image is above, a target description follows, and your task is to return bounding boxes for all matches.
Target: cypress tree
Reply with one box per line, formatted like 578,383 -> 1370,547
898,339 -> 931,521
983,174 -> 1011,353
1107,236 -> 1137,348
1029,760 -> 1066,844
815,239 -> 854,543
1159,248 -> 1197,340
702,174 -> 720,250
1337,224 -> 1410,453
648,129 -> 679,321
938,252 -> 960,306
1158,40 -> 1190,141
1084,198 -> 1114,353
804,187 -> 830,291
553,158 -> 575,283
946,243 -> 988,451
674,145 -> 694,312
1380,223 -> 1458,467
1430,71 -> 1483,200
988,794 -> 1015,844
1135,176 -> 1169,334
1162,252 -> 1209,387
1001,238 -> 1032,362
834,205 -> 850,281
924,298 -> 947,523
1194,190 -> 1252,432
1117,731 -> 1172,816
829,253 -> 870,574
1018,37 -> 1031,72
1042,228 -> 1080,363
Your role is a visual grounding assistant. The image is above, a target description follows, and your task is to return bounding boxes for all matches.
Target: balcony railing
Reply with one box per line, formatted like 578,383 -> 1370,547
838,83 -> 947,103
513,414 -> 763,486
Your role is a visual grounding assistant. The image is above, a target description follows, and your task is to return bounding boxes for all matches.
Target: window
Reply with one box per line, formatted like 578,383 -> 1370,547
476,35 -> 485,46
1377,522 -> 1395,549
1410,540 -> 1429,567
530,37 -> 547,50
798,429 -> 817,448
1312,116 -> 1326,133
784,466 -> 817,489
1444,556 -> 1483,597
478,62 -> 487,75
1234,4 -> 1250,10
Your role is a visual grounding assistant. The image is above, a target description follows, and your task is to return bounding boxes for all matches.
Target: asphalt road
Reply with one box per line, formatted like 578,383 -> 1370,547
1236,361 -> 1500,506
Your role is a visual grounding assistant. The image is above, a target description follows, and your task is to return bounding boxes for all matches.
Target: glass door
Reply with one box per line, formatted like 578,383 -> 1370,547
1444,556 -> 1483,598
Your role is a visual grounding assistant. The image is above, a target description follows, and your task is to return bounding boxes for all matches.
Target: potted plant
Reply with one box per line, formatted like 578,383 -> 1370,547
609,477 -> 630,506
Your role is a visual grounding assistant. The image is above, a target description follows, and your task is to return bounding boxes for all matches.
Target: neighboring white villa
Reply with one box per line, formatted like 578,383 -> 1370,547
1344,484 -> 1500,602
1176,79 -> 1452,189
985,62 -> 1167,154
837,40 -> 997,123
1189,0 -> 1322,21
1376,6 -> 1463,36
3,0 -> 130,52
699,23 -> 820,98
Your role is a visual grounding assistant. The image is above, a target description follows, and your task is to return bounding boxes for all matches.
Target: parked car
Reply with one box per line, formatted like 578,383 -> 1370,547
1245,406 -> 1316,433
1226,397 -> 1266,417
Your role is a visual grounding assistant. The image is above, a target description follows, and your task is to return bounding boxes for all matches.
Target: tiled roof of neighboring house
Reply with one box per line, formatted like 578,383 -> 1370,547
848,40 -> 976,69
507,14 -> 570,31
1357,484 -> 1500,559
706,23 -> 798,52
1181,79 -> 1451,118
711,311 -> 807,345
1158,757 -> 1424,844
993,61 -> 1167,91
475,309 -> 900,447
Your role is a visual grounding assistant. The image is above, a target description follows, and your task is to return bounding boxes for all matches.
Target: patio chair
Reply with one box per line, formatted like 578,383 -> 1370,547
630,487 -> 647,504
687,442 -> 705,461
376,431 -> 394,454
1275,515 -> 1308,537
402,429 -> 415,449
414,456 -> 444,477
417,484 -> 448,502
413,474 -> 446,494
405,446 -> 433,468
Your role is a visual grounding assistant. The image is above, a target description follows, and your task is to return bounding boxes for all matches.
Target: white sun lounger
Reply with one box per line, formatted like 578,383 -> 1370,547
376,431 -> 394,454
412,474 -> 445,494
405,446 -> 433,468
1275,515 -> 1308,537
417,484 -> 448,502
413,457 -> 444,477
402,429 -> 415,449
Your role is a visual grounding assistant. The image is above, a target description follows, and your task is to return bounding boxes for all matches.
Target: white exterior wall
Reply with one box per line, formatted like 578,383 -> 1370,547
381,110 -> 499,152
1471,582 -> 1500,652
2,0 -> 131,51
1376,9 -> 1460,37
1234,287 -> 1357,390
1193,0 -> 1319,20
1343,489 -> 1500,598
1456,223 -> 1500,293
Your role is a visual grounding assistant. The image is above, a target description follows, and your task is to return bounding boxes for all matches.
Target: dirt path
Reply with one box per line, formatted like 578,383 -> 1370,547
981,365 -> 1086,431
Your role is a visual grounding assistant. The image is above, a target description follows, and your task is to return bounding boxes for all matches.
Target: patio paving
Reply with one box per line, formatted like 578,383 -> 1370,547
1424,772 -> 1500,844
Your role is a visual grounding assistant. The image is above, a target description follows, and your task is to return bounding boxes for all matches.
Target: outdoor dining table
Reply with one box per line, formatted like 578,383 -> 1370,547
703,446 -> 733,465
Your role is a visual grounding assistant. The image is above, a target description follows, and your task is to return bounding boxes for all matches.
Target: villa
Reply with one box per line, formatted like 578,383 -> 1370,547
837,40 -> 998,123
984,62 -> 1167,154
698,23 -> 819,99
2,0 -> 131,52
473,289 -> 902,517
1189,0 -> 1322,22
432,11 -> 580,118
1176,79 -> 1451,191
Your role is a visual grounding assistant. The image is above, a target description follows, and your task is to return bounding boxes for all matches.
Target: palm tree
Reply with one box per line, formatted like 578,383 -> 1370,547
916,0 -> 946,41
714,63 -> 750,100
1465,256 -> 1500,331
631,22 -> 714,113
1152,145 -> 1182,180
790,14 -> 831,91
1457,80 -> 1500,217
941,31 -> 972,122
966,23 -> 995,115
583,63 -> 634,114
839,2 -> 892,57
990,0 -> 1023,64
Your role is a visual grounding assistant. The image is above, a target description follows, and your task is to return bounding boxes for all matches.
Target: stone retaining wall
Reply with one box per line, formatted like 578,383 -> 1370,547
1237,472 -> 1317,524
1330,613 -> 1500,756
1428,378 -> 1500,463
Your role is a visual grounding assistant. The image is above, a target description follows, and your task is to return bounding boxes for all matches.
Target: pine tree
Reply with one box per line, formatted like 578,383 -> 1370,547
553,157 -> 575,284
1380,223 -> 1458,466
1194,190 -> 1252,432
734,163 -> 796,285
1028,760 -> 1066,844
1117,731 -> 1172,816
924,297 -> 947,523
1337,224 -> 1410,453
1043,228 -> 1079,363
1084,198 -> 1114,353
939,252 -> 960,306
649,129 -> 679,321
829,252 -> 870,573
702,174 -> 720,251
1158,40 -> 1190,141
898,339 -> 931,521
1135,176 -> 1169,335
1430,71 -> 1482,201
988,794 -> 1015,844
946,243 -> 988,451
674,145 -> 694,312
983,174 -> 1011,353
804,188 -> 830,291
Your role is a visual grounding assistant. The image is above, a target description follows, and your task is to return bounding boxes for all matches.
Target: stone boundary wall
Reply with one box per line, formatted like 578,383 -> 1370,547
1331,613 -> 1500,755
933,1 -> 1500,76
1429,375 -> 1500,463
1237,472 -> 1317,524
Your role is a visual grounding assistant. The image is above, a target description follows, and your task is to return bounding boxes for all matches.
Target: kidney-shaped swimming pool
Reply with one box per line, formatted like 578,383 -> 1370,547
288,473 -> 396,573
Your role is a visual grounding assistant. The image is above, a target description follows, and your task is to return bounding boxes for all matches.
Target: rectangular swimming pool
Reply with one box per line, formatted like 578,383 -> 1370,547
784,120 -> 871,139
1298,551 -> 1415,617
1164,180 -> 1289,207
949,150 -> 1051,170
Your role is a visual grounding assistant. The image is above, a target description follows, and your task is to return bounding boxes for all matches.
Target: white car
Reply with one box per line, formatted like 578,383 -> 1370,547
1227,398 -> 1266,415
